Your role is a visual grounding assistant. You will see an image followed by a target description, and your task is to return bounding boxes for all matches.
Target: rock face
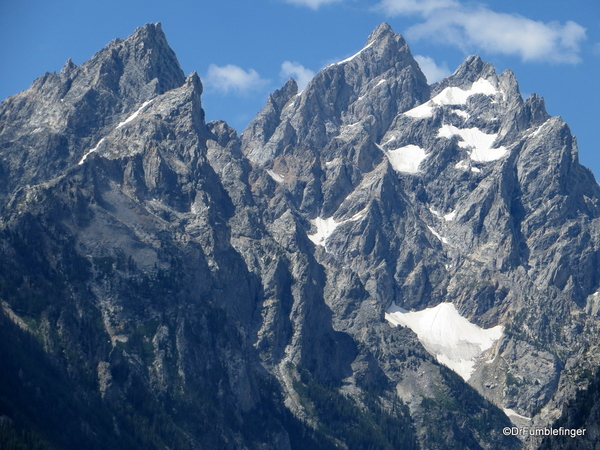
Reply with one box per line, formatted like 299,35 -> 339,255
1,22 -> 599,449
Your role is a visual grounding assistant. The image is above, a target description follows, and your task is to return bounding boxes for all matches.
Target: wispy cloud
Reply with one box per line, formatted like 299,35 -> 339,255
378,0 -> 586,63
284,0 -> 343,9
378,0 -> 458,16
280,61 -> 315,90
414,55 -> 450,83
205,64 -> 269,94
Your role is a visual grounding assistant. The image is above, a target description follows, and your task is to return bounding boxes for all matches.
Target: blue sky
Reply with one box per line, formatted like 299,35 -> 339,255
1,0 -> 599,177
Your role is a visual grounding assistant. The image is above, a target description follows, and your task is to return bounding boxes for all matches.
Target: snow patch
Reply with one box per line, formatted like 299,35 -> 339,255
435,79 -> 498,105
385,302 -> 503,381
308,211 -> 365,247
427,226 -> 448,244
455,160 -> 468,170
78,138 -> 105,165
386,144 -> 428,173
443,210 -> 456,222
453,109 -> 470,119
404,102 -> 434,119
438,124 -> 507,162
404,78 -> 499,119
266,169 -> 284,183
429,207 -> 441,217
503,408 -> 531,422
529,121 -> 548,138
325,158 -> 339,168
381,135 -> 397,146
116,100 -> 154,129
308,217 -> 338,246
375,79 -> 387,87
335,41 -> 375,65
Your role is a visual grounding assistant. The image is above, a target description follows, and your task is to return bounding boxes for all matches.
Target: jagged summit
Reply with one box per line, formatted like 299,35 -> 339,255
0,23 -> 189,209
366,22 -> 396,43
129,22 -> 165,41
243,23 -> 429,165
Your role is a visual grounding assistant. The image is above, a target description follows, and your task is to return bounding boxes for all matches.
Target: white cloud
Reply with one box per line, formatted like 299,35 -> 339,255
205,64 -> 269,94
378,0 -> 587,63
414,55 -> 451,83
378,0 -> 458,16
285,0 -> 343,9
280,61 -> 315,90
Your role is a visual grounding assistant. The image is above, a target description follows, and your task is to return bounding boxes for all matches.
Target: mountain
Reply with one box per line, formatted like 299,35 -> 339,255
1,22 -> 599,449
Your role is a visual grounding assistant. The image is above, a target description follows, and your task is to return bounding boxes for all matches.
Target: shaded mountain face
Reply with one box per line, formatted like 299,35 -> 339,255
1,22 -> 599,449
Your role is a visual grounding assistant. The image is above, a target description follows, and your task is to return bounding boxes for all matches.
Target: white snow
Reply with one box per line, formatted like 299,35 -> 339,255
266,169 -> 284,183
471,167 -> 482,173
308,217 -> 338,246
116,100 -> 153,129
381,135 -> 397,146
404,102 -> 435,119
455,160 -> 468,170
427,226 -> 448,244
375,79 -> 387,86
503,408 -> 531,422
453,109 -> 470,119
438,124 -> 508,162
436,79 -> 498,105
385,302 -> 503,381
386,144 -> 428,173
78,138 -> 105,165
325,158 -> 339,168
404,78 -> 499,119
443,210 -> 457,221
335,41 -> 375,65
308,211 -> 365,247
529,121 -> 548,138
429,207 -> 441,217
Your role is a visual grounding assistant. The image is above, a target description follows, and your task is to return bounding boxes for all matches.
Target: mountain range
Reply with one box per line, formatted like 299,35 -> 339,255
1,22 -> 599,449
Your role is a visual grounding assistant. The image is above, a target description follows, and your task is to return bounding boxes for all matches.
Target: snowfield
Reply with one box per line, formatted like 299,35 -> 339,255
308,211 -> 366,247
404,78 -> 500,119
385,144 -> 428,173
438,124 -> 508,162
385,302 -> 503,380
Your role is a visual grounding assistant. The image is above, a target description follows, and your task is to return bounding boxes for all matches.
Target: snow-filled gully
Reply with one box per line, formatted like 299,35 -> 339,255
385,302 -> 503,381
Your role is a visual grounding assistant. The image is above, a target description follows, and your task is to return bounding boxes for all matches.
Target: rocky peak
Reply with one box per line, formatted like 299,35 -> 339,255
60,58 -> 77,76
73,22 -> 185,105
242,23 -> 429,167
272,78 -> 299,110
444,55 -> 496,85
366,22 -> 395,43
0,23 -> 188,210
241,78 -> 298,159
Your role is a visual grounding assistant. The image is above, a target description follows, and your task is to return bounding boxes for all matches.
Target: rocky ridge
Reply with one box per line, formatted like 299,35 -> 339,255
0,22 -> 599,449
